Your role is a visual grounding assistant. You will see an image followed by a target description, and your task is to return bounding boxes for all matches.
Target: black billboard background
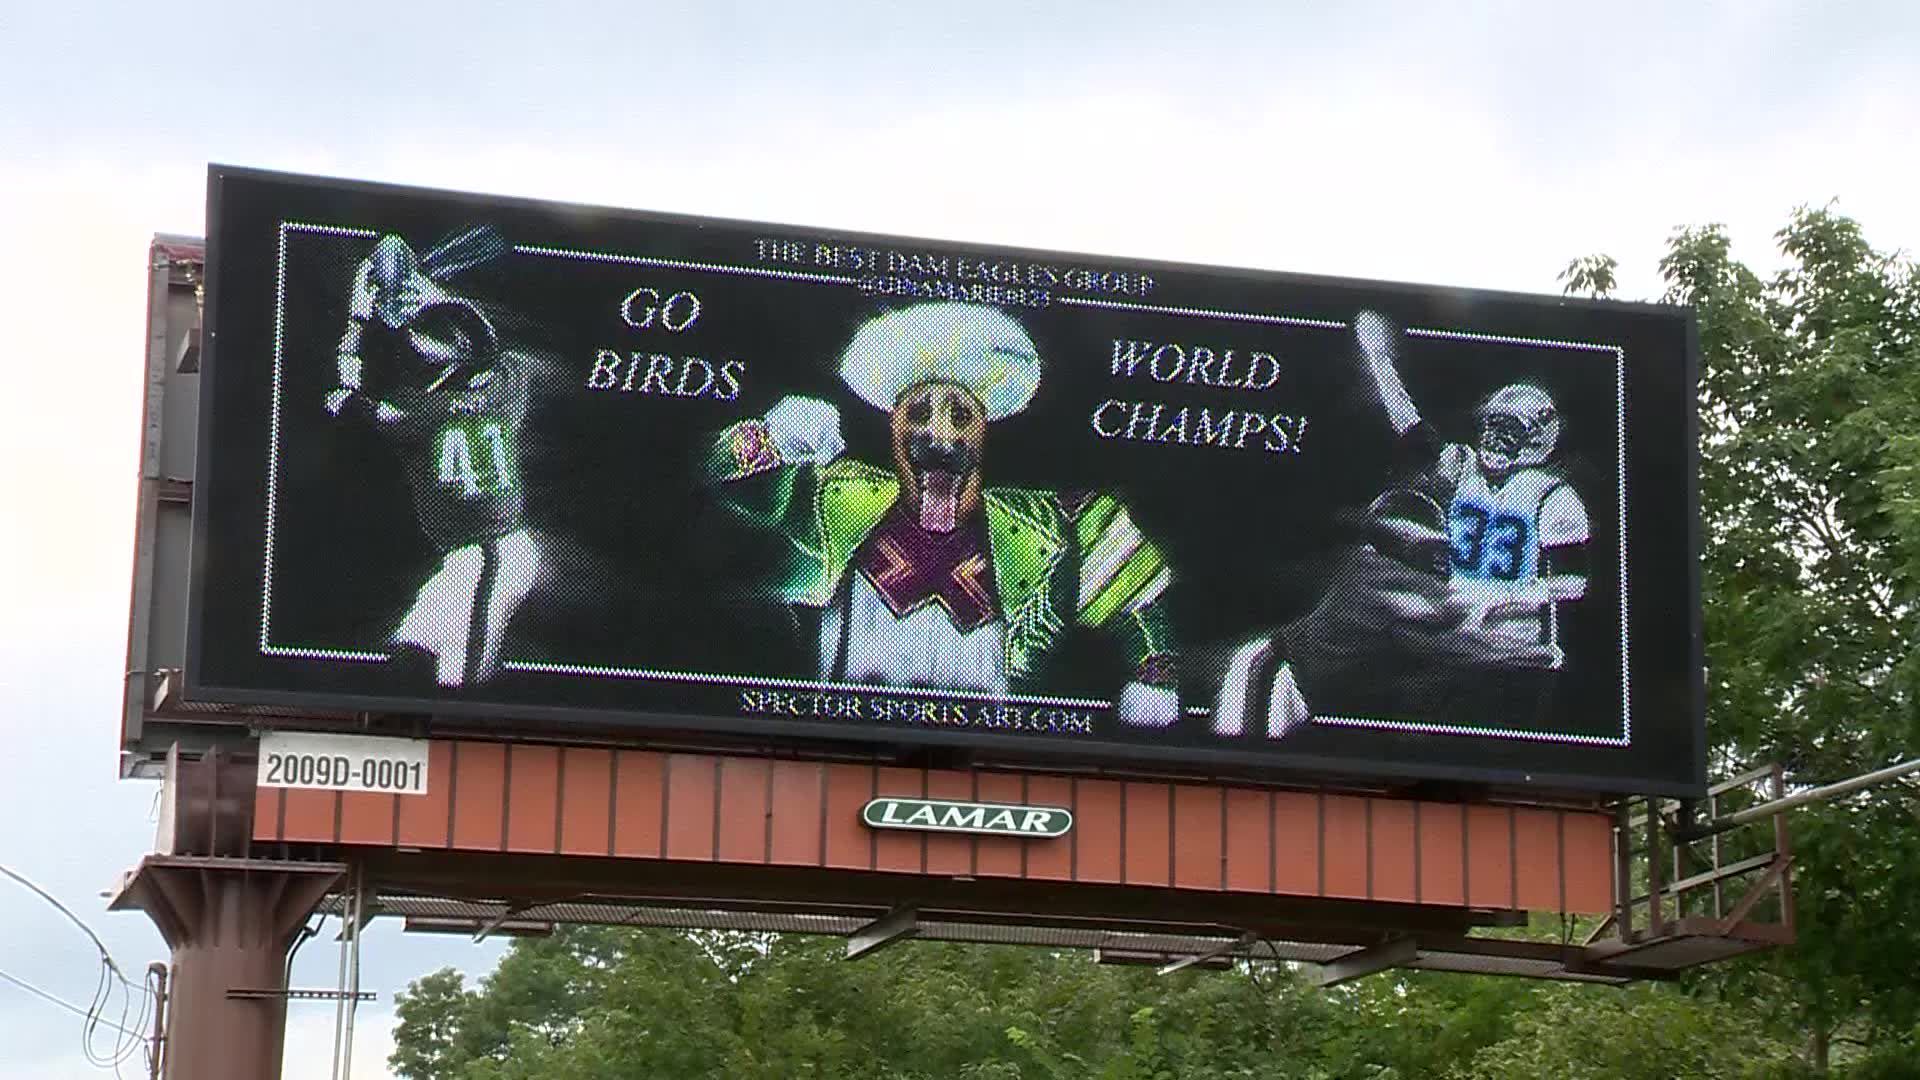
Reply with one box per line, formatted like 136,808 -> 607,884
190,166 -> 1702,795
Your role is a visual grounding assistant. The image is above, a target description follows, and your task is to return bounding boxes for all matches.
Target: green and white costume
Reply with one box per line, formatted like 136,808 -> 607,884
707,302 -> 1178,721
708,439 -> 1174,692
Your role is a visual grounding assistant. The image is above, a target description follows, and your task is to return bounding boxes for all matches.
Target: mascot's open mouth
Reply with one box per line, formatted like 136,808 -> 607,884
908,437 -> 975,534
1480,416 -> 1523,459
917,469 -> 962,532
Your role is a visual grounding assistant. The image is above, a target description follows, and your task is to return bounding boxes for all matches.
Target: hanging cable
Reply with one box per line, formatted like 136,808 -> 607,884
288,912 -> 327,984
0,864 -> 127,978
0,862 -> 153,1070
0,965 -> 144,1039
84,960 -> 148,1069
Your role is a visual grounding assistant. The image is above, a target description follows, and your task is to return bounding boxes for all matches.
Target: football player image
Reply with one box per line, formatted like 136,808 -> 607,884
1211,310 -> 1590,739
322,228 -> 542,689
707,302 -> 1181,727
1348,310 -> 1591,665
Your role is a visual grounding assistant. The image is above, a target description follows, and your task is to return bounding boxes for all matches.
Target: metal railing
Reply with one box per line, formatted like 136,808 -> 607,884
1588,765 -> 1794,948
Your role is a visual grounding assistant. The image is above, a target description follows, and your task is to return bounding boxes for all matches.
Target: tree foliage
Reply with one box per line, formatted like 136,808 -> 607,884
1659,207 -> 1920,1066
1559,253 -> 1620,300
1668,207 -> 1920,777
391,928 -> 1812,1079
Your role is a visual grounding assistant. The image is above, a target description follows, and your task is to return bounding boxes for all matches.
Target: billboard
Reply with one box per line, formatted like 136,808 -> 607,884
189,166 -> 1702,795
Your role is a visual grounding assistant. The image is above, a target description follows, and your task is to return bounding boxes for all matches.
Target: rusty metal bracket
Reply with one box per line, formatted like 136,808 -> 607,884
227,988 -> 377,1002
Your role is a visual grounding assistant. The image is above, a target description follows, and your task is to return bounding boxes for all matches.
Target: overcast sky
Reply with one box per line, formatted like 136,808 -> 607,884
2,2 -> 1917,1077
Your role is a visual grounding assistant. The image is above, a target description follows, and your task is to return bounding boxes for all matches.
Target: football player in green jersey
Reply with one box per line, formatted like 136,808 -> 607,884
324,230 -> 541,689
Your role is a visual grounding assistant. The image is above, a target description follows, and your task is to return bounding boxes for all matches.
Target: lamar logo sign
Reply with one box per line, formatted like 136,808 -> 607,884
861,798 -> 1073,839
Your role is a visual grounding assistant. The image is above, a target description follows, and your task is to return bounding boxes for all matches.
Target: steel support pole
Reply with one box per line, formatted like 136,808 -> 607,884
1684,757 -> 1920,839
1645,798 -> 1665,938
340,867 -> 365,1080
148,963 -> 168,1080
111,857 -> 344,1080
330,884 -> 352,1080
1613,802 -> 1634,944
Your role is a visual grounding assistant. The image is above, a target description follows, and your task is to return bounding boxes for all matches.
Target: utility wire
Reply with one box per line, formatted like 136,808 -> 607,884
0,862 -> 154,1068
0,966 -> 145,1040
82,959 -> 151,1070
0,863 -> 127,978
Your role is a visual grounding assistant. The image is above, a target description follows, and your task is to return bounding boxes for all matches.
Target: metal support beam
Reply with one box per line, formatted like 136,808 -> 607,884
1646,799 -> 1665,938
147,962 -> 168,1080
1157,932 -> 1255,976
1613,802 -> 1634,945
1716,857 -> 1791,935
845,906 -> 918,960
471,905 -> 527,943
1773,764 -> 1797,936
1095,948 -> 1233,970
1683,758 -> 1920,839
404,916 -> 554,938
1315,937 -> 1417,988
227,988 -> 378,1002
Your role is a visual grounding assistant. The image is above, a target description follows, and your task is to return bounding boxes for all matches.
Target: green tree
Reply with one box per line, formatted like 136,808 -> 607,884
1311,970 -> 1542,1079
1450,983 -> 1800,1080
1558,253 -> 1620,299
1561,207 -> 1920,1073
390,969 -> 473,1080
1657,208 -> 1920,1072
395,930 -> 1368,1079
398,929 -> 1816,1079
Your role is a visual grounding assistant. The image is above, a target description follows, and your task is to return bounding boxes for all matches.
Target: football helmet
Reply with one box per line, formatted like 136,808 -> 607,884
1475,384 -> 1559,475
355,299 -> 499,396
364,235 -> 445,330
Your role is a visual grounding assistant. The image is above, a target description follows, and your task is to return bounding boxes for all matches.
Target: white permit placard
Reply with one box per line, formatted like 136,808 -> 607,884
258,731 -> 430,794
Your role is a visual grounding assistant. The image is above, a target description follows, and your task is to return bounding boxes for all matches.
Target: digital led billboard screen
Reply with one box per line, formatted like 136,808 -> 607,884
189,166 -> 1702,795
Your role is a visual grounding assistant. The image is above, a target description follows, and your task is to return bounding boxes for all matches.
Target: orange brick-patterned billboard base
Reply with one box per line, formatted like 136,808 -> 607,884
255,741 -> 1614,914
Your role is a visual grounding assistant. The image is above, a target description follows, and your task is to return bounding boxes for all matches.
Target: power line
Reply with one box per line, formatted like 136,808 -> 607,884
81,960 -> 151,1070
0,862 -> 155,1069
0,863 -> 127,978
0,965 -> 145,1040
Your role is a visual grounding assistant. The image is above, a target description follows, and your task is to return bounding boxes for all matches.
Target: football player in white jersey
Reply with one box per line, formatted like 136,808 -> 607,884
1210,311 -> 1590,740
1351,311 -> 1589,670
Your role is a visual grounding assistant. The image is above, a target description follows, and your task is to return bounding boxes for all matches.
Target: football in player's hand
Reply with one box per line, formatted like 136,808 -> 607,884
1363,488 -> 1451,576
